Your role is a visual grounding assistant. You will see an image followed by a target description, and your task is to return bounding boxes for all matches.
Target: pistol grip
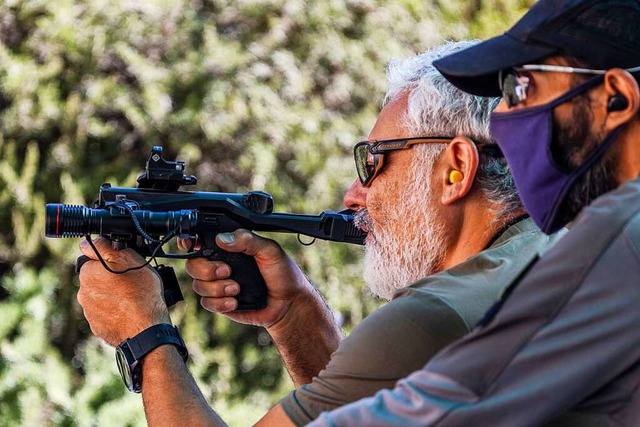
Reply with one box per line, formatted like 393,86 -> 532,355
204,247 -> 267,311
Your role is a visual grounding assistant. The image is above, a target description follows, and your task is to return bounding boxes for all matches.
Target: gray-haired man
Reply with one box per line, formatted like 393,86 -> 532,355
311,1 -> 640,426
76,41 -> 562,426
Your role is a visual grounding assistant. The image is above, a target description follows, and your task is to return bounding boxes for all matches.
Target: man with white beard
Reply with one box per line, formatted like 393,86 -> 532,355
352,133 -> 448,301
75,41 -> 582,426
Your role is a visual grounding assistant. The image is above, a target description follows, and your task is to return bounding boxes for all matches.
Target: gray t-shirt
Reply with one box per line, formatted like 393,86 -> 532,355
309,178 -> 640,427
281,218 -> 558,425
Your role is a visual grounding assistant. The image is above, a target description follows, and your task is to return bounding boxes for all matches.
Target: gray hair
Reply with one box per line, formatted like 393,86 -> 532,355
385,41 -> 522,219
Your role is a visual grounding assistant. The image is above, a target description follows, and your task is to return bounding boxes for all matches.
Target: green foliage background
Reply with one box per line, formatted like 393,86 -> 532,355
0,0 -> 532,425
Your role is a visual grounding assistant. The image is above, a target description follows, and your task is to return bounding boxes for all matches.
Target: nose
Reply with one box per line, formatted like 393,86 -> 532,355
343,178 -> 368,210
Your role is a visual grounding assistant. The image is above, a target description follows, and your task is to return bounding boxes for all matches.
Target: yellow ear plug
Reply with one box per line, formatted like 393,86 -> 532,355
449,170 -> 464,184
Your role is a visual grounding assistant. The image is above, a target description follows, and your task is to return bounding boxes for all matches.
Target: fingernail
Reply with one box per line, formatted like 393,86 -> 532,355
79,239 -> 89,249
218,233 -> 235,245
224,300 -> 236,310
216,266 -> 230,278
224,285 -> 237,295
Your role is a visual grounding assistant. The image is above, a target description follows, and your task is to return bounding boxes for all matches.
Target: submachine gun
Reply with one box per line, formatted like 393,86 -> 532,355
45,146 -> 366,311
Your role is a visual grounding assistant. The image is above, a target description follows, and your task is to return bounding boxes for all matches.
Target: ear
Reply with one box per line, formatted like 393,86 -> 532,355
440,136 -> 480,206
602,68 -> 640,132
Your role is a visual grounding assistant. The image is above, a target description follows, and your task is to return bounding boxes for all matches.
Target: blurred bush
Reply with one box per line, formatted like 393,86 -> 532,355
0,0 -> 533,425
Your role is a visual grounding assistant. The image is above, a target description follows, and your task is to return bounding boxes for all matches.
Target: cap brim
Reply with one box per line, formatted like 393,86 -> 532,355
433,33 -> 557,97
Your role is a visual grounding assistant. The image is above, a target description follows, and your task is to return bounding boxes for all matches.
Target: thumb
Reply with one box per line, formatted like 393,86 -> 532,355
79,236 -> 114,260
79,236 -> 146,265
216,229 -> 285,262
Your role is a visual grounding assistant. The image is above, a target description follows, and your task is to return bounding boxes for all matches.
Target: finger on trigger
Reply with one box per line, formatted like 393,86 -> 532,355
177,237 -> 199,252
176,237 -> 188,251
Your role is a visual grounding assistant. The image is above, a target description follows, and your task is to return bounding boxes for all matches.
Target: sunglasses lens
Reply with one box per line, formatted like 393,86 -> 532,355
354,143 -> 375,184
501,72 -> 520,107
500,70 -> 530,107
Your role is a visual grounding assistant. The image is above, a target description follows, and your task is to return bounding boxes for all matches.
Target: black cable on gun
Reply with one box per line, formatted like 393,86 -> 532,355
84,200 -> 178,274
113,200 -> 163,244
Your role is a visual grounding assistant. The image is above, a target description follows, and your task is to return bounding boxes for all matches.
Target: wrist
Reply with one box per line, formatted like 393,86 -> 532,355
267,285 -> 338,338
125,303 -> 171,340
116,323 -> 188,393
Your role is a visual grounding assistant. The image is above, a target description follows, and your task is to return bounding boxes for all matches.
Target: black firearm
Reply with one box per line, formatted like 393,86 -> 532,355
45,146 -> 366,311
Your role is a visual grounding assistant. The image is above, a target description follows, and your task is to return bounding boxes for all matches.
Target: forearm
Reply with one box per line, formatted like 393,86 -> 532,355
267,286 -> 343,387
142,345 -> 226,427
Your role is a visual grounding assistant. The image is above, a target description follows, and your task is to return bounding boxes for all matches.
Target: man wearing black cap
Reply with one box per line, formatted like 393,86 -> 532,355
308,0 -> 640,425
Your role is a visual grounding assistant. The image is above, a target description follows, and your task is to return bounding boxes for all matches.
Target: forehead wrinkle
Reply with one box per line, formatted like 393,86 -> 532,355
369,92 -> 412,140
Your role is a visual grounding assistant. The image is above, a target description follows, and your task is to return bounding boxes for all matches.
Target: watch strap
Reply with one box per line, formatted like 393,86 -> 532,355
117,323 -> 188,393
120,323 -> 188,363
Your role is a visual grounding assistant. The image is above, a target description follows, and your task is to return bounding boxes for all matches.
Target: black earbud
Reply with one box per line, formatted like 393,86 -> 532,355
607,94 -> 628,112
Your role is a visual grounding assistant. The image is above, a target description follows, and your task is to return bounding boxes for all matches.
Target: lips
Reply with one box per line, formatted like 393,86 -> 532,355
353,209 -> 370,231
352,209 -> 375,239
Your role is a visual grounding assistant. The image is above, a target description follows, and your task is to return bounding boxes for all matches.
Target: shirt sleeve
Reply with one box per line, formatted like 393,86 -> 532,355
280,291 -> 469,426
308,205 -> 640,426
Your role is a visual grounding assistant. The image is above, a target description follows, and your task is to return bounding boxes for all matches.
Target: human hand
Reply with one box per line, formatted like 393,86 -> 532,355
77,237 -> 171,346
180,229 -> 314,328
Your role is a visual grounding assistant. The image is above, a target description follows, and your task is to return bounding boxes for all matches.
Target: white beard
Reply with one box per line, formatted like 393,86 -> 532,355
354,148 -> 446,301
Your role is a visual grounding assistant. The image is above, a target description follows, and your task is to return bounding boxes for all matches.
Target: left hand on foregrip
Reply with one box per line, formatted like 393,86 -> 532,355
77,237 -> 171,346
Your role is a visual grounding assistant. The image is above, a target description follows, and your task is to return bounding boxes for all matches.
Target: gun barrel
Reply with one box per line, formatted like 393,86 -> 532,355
45,204 -> 196,239
45,204 -> 366,245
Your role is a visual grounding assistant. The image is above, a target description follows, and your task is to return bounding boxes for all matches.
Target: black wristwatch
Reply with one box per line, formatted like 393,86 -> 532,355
115,323 -> 188,393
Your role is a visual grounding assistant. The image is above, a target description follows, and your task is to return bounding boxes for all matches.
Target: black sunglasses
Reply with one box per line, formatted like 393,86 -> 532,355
354,136 -> 453,187
498,64 -> 640,107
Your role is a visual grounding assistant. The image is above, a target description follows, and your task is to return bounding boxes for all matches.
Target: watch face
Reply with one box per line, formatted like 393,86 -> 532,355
115,346 -> 134,391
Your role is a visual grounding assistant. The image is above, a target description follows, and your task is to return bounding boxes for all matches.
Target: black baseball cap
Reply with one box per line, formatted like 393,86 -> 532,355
433,0 -> 640,97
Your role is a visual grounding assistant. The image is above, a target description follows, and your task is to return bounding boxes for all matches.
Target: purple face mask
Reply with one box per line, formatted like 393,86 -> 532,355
490,75 -> 621,234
